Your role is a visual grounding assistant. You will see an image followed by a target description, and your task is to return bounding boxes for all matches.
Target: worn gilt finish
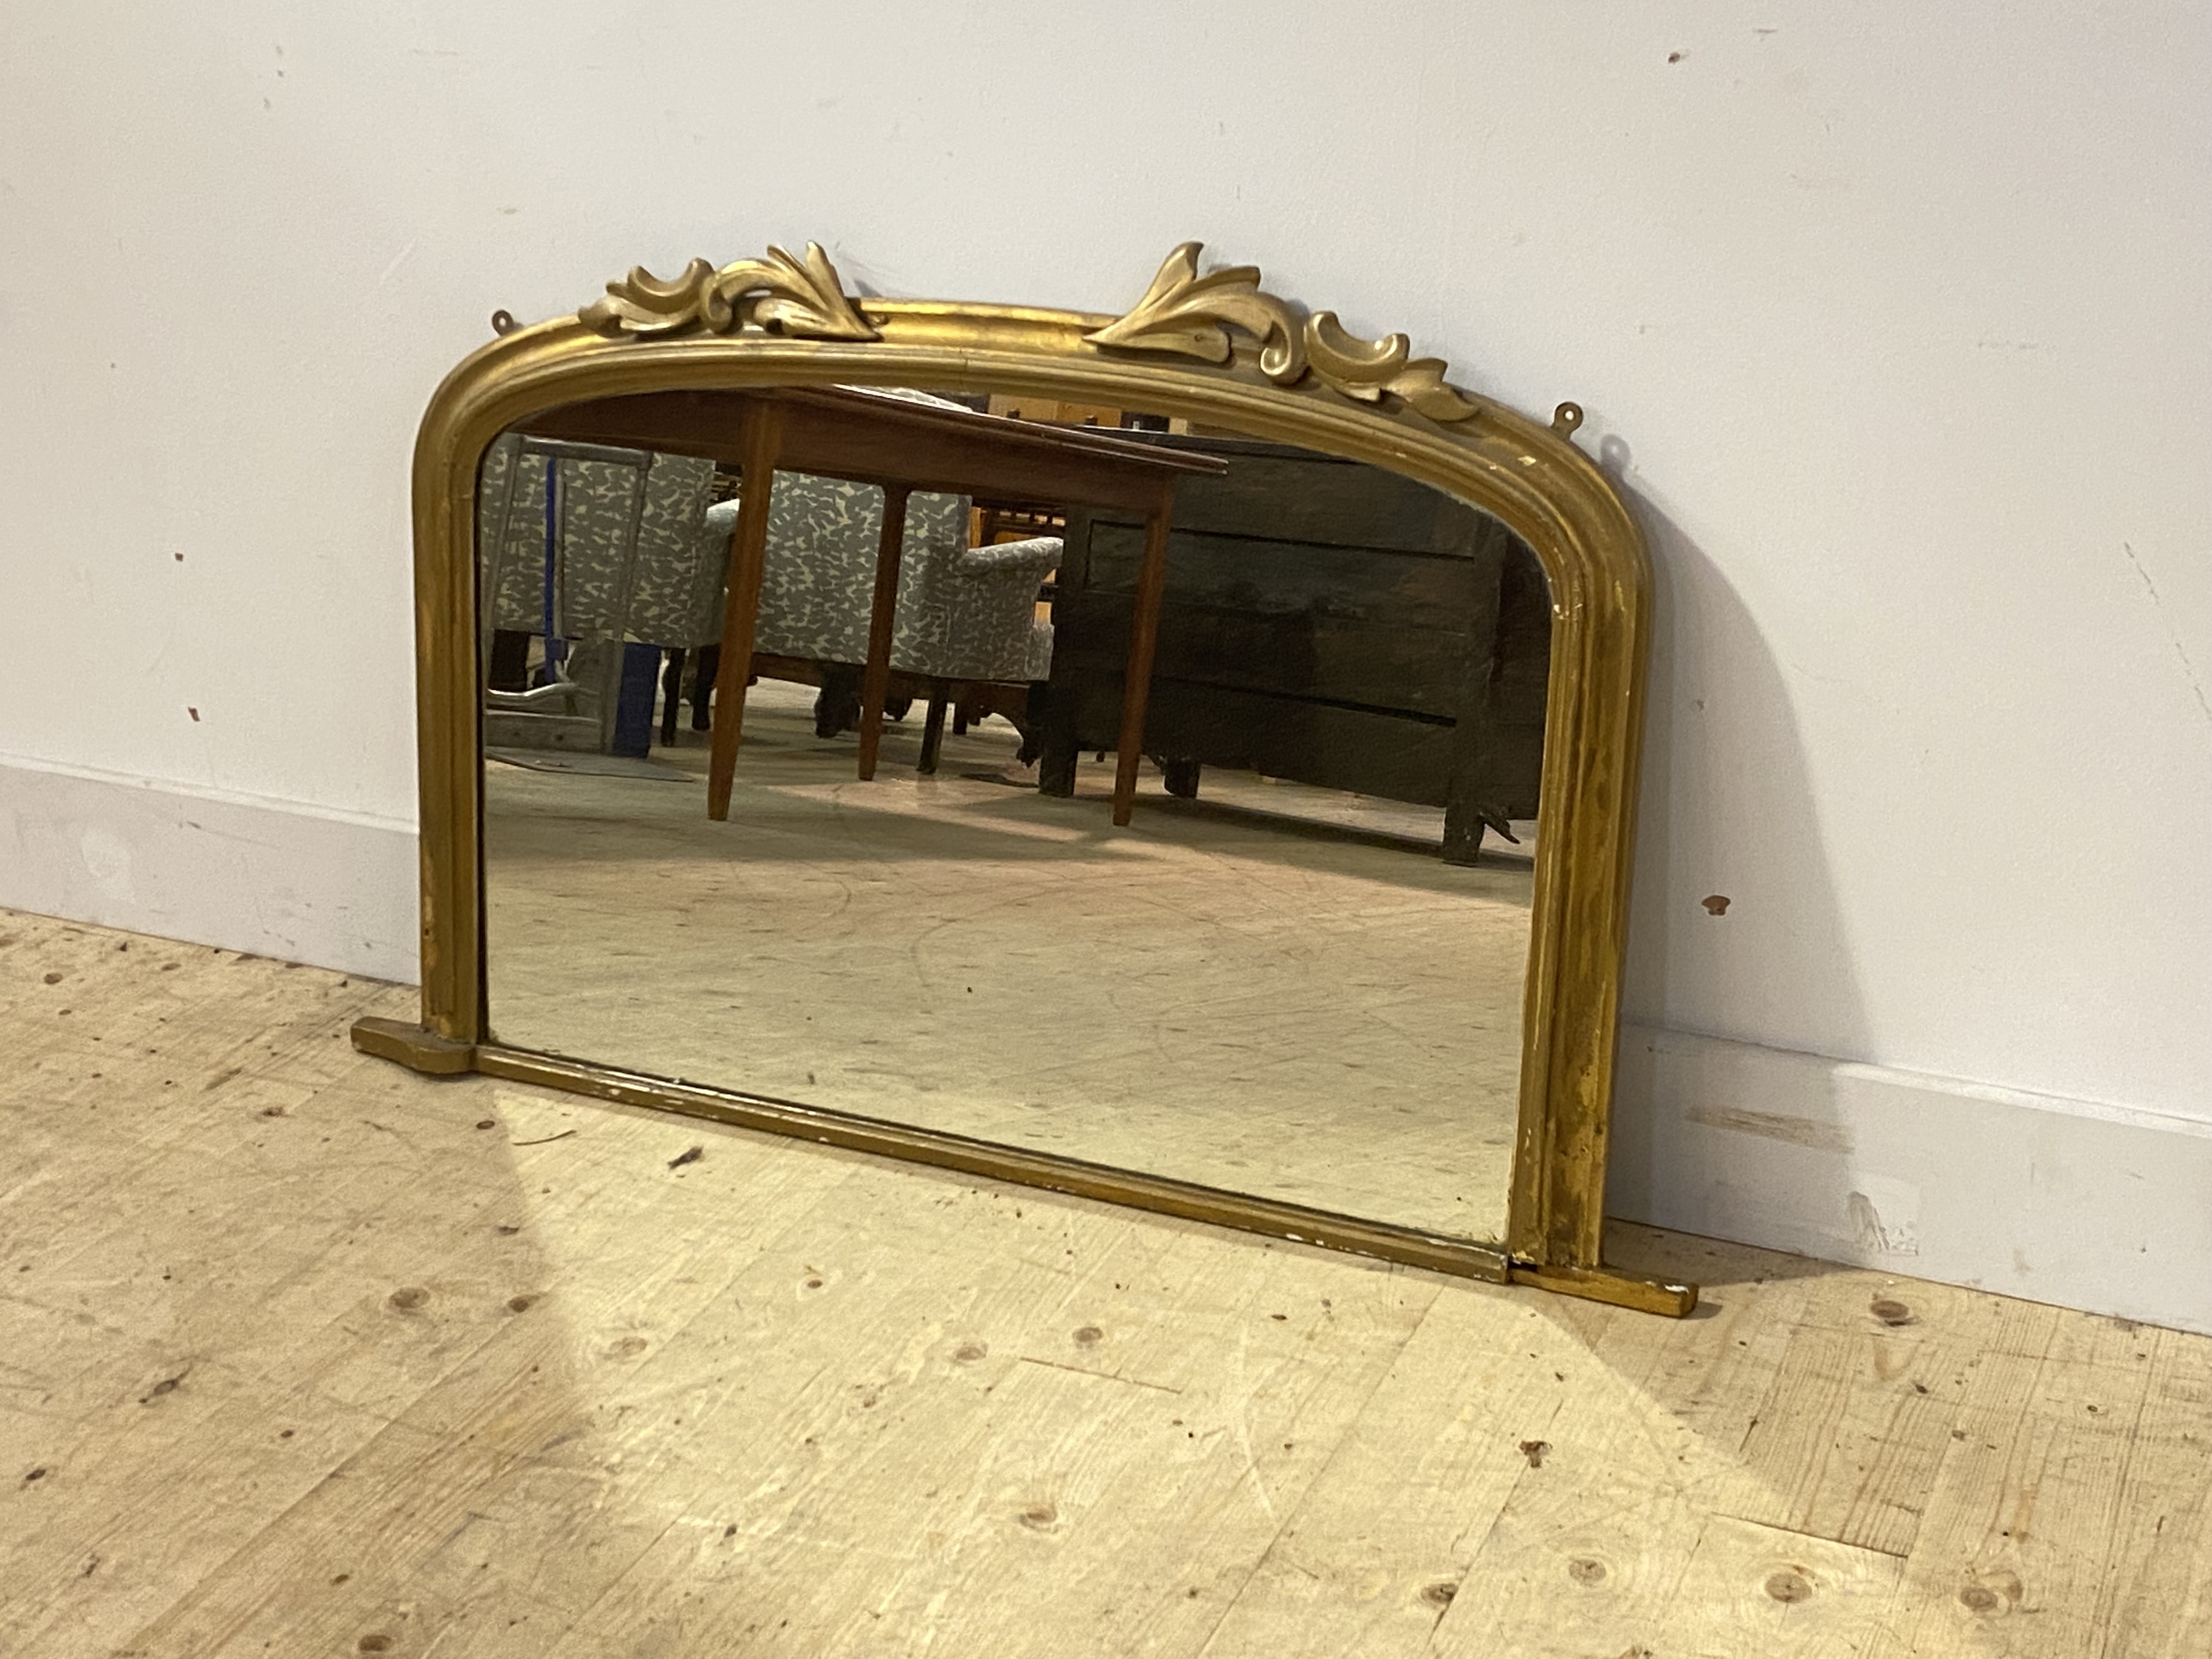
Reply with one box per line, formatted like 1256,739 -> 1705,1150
354,240 -> 1689,1316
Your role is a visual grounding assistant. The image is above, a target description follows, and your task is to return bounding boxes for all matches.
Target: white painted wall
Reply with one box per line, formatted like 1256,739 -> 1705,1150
4,4 -> 2207,1317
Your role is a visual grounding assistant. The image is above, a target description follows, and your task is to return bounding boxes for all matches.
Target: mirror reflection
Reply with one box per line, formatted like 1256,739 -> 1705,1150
476,385 -> 1549,1242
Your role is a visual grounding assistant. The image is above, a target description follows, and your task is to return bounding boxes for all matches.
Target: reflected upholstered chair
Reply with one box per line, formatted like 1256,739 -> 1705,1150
701,472 -> 1059,769
686,386 -> 1059,769
476,433 -> 720,754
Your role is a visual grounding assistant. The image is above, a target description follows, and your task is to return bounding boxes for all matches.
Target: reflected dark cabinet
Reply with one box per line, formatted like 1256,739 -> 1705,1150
1037,434 -> 1551,860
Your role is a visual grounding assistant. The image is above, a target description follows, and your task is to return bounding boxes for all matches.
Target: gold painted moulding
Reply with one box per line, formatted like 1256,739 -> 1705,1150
353,240 -> 1692,1318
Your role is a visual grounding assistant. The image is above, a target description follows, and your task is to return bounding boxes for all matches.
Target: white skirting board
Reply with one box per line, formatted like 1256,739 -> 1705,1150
1610,1023 -> 2212,1336
0,757 -> 419,985
5,757 -> 2205,1333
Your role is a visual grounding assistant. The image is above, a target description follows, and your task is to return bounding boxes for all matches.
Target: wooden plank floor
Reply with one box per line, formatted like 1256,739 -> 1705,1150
2,908 -> 2205,1658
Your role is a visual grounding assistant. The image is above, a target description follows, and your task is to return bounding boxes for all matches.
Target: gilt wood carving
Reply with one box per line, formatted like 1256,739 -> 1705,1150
580,241 -> 1485,426
354,236 -> 1690,1317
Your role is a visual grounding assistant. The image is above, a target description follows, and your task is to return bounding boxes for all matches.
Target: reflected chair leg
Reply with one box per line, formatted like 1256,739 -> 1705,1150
815,664 -> 862,738
1014,681 -> 1045,766
659,648 -> 685,747
706,405 -> 782,820
918,683 -> 950,775
856,484 -> 911,782
1441,804 -> 1487,866
691,644 -> 719,730
611,642 -> 661,759
487,629 -> 531,692
592,641 -> 628,754
1444,611 -> 1503,864
1035,682 -> 1077,795
1038,743 -> 1076,795
1112,488 -> 1175,826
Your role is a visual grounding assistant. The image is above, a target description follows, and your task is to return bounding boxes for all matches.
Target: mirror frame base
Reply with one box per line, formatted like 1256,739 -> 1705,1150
353,1015 -> 1533,1288
1508,1262 -> 1700,1318
352,1014 -> 1694,1316
352,1014 -> 475,1075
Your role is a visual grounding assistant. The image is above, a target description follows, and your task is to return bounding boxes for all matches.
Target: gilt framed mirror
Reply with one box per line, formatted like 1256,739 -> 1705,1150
352,240 -> 1694,1316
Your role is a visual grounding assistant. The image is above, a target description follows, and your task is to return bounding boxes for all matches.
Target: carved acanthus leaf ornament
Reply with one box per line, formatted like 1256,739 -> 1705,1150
579,242 -> 879,341
1083,242 -> 1480,423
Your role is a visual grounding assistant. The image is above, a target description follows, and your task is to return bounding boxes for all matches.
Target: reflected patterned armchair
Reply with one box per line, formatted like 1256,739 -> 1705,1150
476,433 -> 720,753
702,473 -> 1059,763
729,383 -> 1057,708
905,533 -> 1062,681
712,479 -> 1057,681
477,434 -> 721,647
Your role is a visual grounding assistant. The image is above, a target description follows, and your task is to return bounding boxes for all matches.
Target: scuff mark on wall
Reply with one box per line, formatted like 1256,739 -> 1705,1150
1688,1102 -> 1852,1152
2123,541 -> 2212,730
1849,1183 -> 1922,1256
78,827 -> 134,903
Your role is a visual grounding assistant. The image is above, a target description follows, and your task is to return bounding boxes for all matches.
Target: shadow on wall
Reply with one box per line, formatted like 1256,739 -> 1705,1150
1598,445 -> 1875,1245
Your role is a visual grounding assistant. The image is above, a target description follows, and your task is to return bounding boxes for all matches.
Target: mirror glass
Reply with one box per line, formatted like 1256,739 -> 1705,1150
475,384 -> 1549,1243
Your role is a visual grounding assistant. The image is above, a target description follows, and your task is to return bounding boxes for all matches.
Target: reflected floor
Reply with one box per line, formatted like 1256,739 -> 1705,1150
484,682 -> 1534,1241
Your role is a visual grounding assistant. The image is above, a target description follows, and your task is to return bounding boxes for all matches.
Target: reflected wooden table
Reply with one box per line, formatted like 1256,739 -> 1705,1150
518,387 -> 1224,826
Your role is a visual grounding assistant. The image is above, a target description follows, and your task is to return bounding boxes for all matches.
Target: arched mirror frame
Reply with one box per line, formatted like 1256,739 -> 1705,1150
352,242 -> 1695,1317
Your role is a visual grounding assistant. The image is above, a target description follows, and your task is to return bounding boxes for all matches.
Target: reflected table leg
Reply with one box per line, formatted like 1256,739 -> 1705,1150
706,404 -> 783,821
1111,485 -> 1175,827
856,484 -> 912,782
